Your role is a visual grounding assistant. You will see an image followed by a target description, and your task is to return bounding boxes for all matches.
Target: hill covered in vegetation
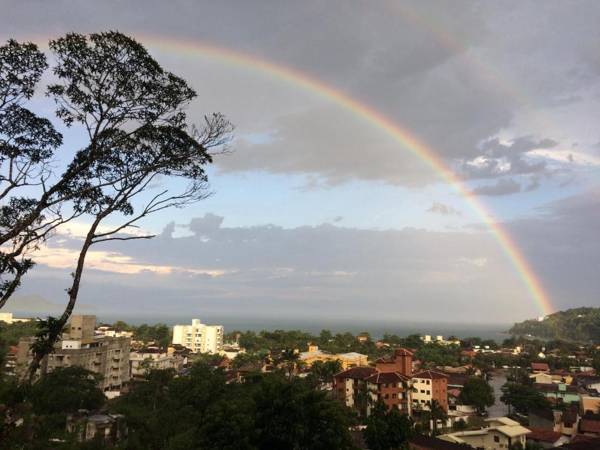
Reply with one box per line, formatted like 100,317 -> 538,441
510,307 -> 600,343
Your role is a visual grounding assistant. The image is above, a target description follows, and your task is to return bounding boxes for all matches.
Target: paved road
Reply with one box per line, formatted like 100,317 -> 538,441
488,370 -> 509,417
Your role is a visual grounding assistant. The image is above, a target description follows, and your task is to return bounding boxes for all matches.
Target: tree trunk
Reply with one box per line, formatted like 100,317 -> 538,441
26,216 -> 102,381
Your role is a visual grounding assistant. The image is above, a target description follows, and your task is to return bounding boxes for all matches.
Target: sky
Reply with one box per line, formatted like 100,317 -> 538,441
1,0 -> 599,324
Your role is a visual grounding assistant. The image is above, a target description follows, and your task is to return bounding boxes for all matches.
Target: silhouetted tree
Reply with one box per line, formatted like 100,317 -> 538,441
12,31 -> 233,378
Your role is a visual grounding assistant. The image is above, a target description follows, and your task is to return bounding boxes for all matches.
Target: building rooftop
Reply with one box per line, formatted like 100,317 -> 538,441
486,417 -> 521,427
526,427 -> 562,443
365,371 -> 409,385
335,367 -> 377,380
408,435 -> 471,449
495,424 -> 531,438
531,362 -> 550,372
413,370 -> 448,380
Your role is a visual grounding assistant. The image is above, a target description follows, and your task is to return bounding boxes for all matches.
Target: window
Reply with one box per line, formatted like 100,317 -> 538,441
493,436 -> 500,443
426,390 -> 430,395
384,394 -> 389,399
426,380 -> 430,385
392,393 -> 397,398
420,390 -> 425,393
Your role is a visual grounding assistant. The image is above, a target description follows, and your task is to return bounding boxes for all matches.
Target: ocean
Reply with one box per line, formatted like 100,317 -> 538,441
91,314 -> 511,342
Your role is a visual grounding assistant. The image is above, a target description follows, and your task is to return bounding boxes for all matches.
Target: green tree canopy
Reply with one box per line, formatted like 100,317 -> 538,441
459,377 -> 495,414
364,401 -> 414,450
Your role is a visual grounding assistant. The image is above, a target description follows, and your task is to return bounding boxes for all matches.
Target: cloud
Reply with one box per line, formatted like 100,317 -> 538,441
459,136 -> 557,180
427,202 -> 461,216
16,184 -> 600,322
507,188 -> 600,310
471,178 -> 522,196
189,213 -> 224,236
11,213 -> 542,322
2,1 -> 598,189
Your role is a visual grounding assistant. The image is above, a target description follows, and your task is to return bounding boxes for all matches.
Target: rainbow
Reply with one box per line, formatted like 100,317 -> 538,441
16,32 -> 555,315
143,36 -> 554,315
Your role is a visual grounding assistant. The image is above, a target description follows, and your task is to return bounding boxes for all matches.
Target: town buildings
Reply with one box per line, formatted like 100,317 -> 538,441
0,312 -> 31,324
333,366 -> 377,415
333,348 -> 417,416
16,315 -> 130,393
299,344 -> 368,369
171,318 -> 223,354
412,370 -> 449,412
439,417 -> 530,450
129,347 -> 186,379
375,348 -> 413,376
366,371 -> 412,415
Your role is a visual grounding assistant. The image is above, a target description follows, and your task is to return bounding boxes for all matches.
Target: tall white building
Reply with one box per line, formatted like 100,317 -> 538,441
171,319 -> 223,354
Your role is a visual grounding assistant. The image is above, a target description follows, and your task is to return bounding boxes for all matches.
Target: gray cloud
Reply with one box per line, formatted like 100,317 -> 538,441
17,187 -> 600,323
459,136 -> 557,180
1,1 -> 597,188
471,178 -> 522,196
427,202 -> 461,216
189,213 -> 225,236
507,188 -> 600,310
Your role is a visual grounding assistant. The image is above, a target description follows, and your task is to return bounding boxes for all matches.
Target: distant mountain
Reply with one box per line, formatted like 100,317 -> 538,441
3,294 -> 96,317
510,307 -> 600,343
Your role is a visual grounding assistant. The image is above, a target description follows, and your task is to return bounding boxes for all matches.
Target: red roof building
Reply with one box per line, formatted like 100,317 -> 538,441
526,427 -> 564,447
531,362 -> 550,373
365,371 -> 411,415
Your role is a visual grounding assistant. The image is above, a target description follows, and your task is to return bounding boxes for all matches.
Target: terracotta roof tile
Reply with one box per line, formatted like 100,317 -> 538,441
527,427 -> 562,443
335,366 -> 377,380
413,370 -> 449,380
365,371 -> 409,384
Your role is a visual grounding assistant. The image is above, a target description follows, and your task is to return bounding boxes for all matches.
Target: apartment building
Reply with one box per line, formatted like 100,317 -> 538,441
334,348 -> 415,417
366,371 -> 412,415
16,315 -> 130,392
375,347 -> 413,376
171,318 -> 223,354
333,366 -> 378,415
412,370 -> 449,412
129,347 -> 185,378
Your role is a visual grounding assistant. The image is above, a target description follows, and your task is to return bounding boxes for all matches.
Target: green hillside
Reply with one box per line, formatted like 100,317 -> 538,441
510,307 -> 600,343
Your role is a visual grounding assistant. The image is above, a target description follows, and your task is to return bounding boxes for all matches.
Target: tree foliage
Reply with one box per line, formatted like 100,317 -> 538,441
112,363 -> 356,449
459,377 -> 495,414
364,401 -> 414,450
510,307 -> 600,343
500,382 -> 551,415
0,32 -> 232,376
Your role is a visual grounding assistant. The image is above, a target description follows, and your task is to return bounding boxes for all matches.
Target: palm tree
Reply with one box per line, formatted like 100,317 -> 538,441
429,400 -> 448,436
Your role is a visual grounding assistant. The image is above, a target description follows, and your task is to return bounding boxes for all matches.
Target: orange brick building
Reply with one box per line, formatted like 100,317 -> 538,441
412,370 -> 449,412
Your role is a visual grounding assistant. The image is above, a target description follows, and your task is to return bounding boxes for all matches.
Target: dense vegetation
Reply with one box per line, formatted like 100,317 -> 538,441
0,362 -> 361,449
510,307 -> 600,343
109,321 -> 171,348
230,329 -> 477,365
